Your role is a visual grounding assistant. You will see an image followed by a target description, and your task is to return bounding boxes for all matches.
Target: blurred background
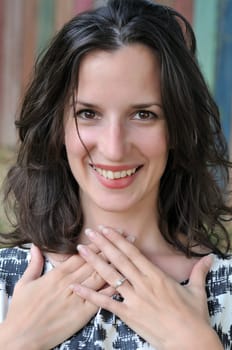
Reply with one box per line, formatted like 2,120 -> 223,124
0,0 -> 232,230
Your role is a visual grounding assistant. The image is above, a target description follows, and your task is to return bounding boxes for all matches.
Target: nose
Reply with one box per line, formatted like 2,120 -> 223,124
98,119 -> 129,161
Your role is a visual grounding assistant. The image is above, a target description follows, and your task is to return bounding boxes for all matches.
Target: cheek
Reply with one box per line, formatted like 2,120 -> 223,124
139,127 -> 169,159
64,120 -> 96,160
64,120 -> 84,159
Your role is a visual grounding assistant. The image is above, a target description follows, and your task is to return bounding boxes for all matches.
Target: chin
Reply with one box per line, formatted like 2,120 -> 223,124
95,199 -> 136,213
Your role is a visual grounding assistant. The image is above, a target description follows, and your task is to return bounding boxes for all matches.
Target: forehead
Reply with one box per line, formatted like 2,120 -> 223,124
76,44 -> 161,104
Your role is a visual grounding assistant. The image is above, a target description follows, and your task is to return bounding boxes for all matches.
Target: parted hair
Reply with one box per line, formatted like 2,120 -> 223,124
1,0 -> 232,256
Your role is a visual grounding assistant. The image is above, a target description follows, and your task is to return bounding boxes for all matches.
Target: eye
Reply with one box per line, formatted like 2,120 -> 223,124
75,109 -> 99,120
133,110 -> 158,120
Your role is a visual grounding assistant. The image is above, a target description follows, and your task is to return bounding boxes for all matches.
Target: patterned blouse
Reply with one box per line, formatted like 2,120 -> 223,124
0,247 -> 231,349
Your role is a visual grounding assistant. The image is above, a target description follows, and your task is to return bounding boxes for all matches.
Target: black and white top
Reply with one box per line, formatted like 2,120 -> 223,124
0,247 -> 231,349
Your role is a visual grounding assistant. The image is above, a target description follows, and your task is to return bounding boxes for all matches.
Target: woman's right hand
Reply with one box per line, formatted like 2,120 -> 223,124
0,244 -> 112,350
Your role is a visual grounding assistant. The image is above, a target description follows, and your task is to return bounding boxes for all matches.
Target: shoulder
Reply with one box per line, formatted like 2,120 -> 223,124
207,254 -> 232,346
206,254 -> 232,298
0,245 -> 31,259
212,253 -> 232,269
0,247 -> 31,321
0,246 -> 31,270
207,254 -> 232,284
0,246 -> 31,295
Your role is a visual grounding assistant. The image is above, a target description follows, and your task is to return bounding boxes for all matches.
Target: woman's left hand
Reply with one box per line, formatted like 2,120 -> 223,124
74,226 -> 223,350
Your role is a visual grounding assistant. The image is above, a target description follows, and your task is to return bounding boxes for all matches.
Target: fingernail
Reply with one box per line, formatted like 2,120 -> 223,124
29,244 -> 36,262
30,243 -> 35,255
98,225 -> 110,234
77,244 -> 89,256
126,235 -> 136,243
205,253 -> 215,268
98,226 -> 110,234
116,228 -> 124,234
85,228 -> 96,239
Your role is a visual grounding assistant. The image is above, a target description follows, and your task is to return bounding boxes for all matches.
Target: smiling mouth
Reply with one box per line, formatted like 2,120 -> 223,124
91,165 -> 142,180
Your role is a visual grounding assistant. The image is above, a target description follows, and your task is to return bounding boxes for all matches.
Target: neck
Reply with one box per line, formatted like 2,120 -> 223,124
80,198 -> 173,257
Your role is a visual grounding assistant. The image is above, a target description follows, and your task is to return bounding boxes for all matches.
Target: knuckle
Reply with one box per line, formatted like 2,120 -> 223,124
91,270 -> 102,283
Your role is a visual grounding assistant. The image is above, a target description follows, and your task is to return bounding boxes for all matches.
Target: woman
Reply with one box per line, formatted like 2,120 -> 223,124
0,0 -> 231,348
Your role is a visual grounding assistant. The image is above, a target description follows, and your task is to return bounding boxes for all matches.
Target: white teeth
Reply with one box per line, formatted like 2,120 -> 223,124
108,171 -> 114,179
95,167 -> 137,179
114,171 -> 121,179
121,170 -> 127,177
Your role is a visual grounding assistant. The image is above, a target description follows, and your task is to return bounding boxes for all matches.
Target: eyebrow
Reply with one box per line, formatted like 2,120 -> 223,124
130,102 -> 163,109
75,100 -> 163,110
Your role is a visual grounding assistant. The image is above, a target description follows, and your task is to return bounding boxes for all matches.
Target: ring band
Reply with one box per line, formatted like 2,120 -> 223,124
114,277 -> 127,289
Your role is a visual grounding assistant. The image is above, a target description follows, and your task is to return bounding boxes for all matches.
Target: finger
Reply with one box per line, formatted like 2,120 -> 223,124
71,283 -> 125,316
20,244 -> 44,284
98,225 -> 136,244
98,226 -> 171,280
57,242 -> 101,275
81,273 -> 115,296
77,244 -> 131,295
99,285 -> 116,297
81,271 -> 106,290
67,250 -> 108,286
84,227 -> 162,280
84,229 -> 141,281
76,252 -> 110,287
188,254 -> 214,288
46,245 -> 106,289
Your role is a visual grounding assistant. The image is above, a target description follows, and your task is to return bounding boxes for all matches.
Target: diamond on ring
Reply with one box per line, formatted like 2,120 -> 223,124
114,277 -> 127,289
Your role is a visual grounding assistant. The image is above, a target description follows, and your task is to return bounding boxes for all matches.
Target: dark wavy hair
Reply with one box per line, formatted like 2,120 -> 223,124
1,0 -> 232,256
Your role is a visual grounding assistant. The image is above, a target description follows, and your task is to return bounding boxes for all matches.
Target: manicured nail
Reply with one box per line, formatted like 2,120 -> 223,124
85,228 -> 96,239
98,225 -> 110,234
103,227 -> 110,234
126,235 -> 136,243
205,253 -> 215,268
77,244 -> 89,256
29,244 -> 38,263
116,228 -> 124,234
30,243 -> 35,256
98,226 -> 123,234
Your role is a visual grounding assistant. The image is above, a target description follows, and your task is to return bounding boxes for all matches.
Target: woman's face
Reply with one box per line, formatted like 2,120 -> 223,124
64,44 -> 169,214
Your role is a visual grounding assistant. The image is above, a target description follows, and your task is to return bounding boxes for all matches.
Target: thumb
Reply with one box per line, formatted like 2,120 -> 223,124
21,244 -> 44,284
189,254 -> 214,288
